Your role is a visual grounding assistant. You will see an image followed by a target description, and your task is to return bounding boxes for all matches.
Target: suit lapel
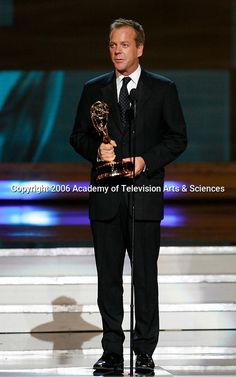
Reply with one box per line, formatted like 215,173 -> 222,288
136,70 -> 152,114
122,70 -> 152,139
101,73 -> 124,140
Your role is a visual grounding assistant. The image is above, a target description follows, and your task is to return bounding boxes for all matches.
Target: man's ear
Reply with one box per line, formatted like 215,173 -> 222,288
137,44 -> 144,58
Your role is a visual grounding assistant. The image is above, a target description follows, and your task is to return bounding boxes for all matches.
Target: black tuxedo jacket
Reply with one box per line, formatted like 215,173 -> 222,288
70,69 -> 187,221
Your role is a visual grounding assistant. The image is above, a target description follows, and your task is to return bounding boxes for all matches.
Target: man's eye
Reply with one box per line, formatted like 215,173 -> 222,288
109,44 -> 115,48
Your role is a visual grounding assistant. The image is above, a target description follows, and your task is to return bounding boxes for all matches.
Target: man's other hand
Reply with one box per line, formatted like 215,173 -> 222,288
122,156 -> 145,177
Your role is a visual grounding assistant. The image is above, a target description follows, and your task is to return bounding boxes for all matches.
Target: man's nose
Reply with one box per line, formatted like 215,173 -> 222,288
114,46 -> 121,54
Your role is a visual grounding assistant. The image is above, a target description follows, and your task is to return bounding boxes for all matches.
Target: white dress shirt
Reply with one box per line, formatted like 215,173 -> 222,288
98,65 -> 146,170
115,65 -> 146,171
116,64 -> 141,100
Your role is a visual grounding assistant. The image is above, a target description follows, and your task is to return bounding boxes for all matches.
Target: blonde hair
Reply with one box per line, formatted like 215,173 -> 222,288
110,18 -> 145,46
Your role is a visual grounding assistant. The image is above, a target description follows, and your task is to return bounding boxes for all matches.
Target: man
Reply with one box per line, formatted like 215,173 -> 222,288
70,18 -> 187,374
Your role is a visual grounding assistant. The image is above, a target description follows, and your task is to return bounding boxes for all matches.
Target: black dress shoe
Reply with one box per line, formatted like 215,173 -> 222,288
135,353 -> 155,374
93,352 -> 124,373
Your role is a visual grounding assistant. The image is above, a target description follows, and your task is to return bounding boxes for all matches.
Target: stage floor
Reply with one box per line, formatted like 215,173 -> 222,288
1,330 -> 236,376
1,192 -> 236,376
0,247 -> 235,376
0,330 -> 236,376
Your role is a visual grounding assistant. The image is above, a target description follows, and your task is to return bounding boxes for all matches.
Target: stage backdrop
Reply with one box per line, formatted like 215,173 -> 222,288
0,70 -> 230,163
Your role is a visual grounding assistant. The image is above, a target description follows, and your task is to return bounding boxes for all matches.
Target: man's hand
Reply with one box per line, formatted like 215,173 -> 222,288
122,156 -> 145,178
98,140 -> 117,162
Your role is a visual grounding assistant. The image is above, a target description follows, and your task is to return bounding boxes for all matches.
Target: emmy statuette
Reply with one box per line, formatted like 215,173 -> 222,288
90,101 -> 133,181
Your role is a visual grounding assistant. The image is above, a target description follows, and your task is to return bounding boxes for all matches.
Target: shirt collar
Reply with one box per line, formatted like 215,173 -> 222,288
116,64 -> 141,86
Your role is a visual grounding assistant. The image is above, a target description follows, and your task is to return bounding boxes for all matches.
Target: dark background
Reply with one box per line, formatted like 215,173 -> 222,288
0,0 -> 235,163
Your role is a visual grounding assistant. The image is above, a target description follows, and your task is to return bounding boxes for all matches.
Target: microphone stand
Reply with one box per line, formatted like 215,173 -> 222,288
129,89 -> 137,376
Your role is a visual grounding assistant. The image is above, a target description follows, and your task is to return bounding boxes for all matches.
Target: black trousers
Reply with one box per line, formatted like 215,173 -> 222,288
91,194 -> 160,356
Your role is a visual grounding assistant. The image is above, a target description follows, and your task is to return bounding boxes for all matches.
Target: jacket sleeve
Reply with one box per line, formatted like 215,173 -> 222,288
142,82 -> 187,175
70,85 -> 101,163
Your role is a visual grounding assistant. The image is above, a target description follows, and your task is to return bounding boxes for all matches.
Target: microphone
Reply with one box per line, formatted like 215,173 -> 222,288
129,89 -> 137,119
129,88 -> 137,103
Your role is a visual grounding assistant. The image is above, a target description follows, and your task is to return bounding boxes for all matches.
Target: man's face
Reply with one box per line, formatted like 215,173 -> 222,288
109,26 -> 144,76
